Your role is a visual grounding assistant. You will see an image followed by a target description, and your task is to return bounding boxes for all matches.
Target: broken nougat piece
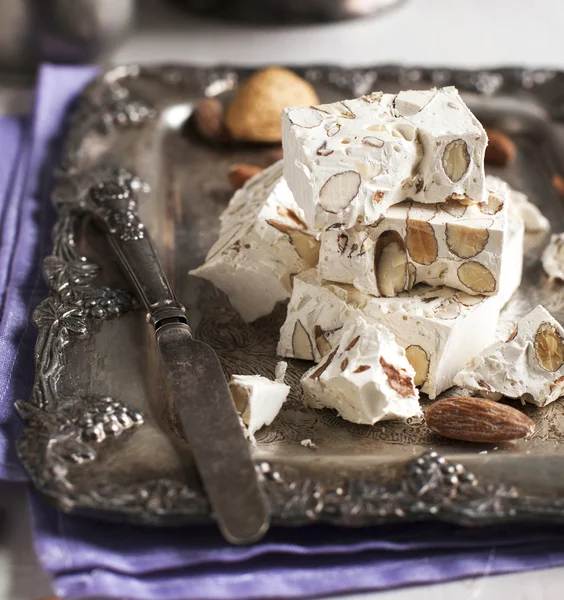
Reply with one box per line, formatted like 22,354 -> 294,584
230,362 -> 290,440
190,161 -> 320,322
320,175 -> 513,298
278,270 -> 503,399
282,86 -> 487,230
301,318 -> 421,424
454,306 -> 564,407
542,233 -> 564,280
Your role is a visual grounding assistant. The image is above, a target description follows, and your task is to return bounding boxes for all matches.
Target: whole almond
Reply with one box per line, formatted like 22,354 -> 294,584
192,97 -> 230,144
425,396 -> 535,443
228,163 -> 263,190
552,174 -> 564,199
225,67 -> 320,143
485,129 -> 516,166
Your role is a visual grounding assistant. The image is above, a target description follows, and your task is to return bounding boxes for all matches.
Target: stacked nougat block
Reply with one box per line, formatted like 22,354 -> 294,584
191,87 -> 526,423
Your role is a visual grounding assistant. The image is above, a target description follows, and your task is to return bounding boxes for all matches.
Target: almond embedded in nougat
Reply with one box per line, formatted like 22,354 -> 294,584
534,321 -> 564,372
314,325 -> 332,356
289,231 -> 320,267
362,136 -> 385,148
267,220 -> 320,267
379,357 -> 415,397
405,220 -> 438,265
225,67 -> 320,143
479,193 -> 504,216
445,223 -> 490,259
287,107 -> 324,129
457,261 -> 497,294
441,196 -> 468,218
316,141 -> 333,156
456,291 -> 485,307
407,201 -> 438,223
292,320 -> 314,360
434,297 -> 461,320
442,139 -> 471,183
425,396 -> 535,443
375,231 -> 408,297
318,171 -> 361,214
405,345 -> 430,386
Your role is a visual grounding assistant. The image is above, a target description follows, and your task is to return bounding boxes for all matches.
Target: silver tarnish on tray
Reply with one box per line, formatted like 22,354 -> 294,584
16,64 -> 564,528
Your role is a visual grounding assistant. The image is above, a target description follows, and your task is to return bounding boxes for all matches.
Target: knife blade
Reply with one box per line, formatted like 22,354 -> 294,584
157,322 -> 270,543
85,173 -> 270,543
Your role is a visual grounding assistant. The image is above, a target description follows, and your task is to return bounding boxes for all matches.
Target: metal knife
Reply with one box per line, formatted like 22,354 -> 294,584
85,174 -> 270,544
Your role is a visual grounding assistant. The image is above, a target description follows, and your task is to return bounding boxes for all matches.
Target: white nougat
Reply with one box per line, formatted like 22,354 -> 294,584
278,215 -> 523,398
301,318 -> 421,424
189,161 -> 319,322
542,233 -> 564,281
319,175 -> 513,298
278,269 -> 501,399
230,369 -> 290,439
282,86 -> 487,229
454,305 -> 564,407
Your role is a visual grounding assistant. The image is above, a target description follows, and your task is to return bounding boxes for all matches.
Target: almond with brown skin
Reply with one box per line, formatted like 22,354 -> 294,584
425,396 -> 535,443
552,174 -> 564,199
379,357 -> 415,397
192,97 -> 231,144
485,129 -> 516,166
228,163 -> 263,190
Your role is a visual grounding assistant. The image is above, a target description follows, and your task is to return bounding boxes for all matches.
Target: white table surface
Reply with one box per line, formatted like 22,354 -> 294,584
3,0 -> 564,598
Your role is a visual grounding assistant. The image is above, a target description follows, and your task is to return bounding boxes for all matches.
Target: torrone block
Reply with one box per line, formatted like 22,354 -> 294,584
301,317 -> 421,425
230,370 -> 290,439
278,269 -> 502,399
318,175 -> 512,297
454,305 -> 564,407
282,87 -> 487,230
190,162 -> 319,323
278,215 -> 523,398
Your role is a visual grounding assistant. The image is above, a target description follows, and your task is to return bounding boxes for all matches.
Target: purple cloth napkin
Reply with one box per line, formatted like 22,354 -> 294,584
31,493 -> 564,600
0,65 -> 97,482
0,114 -> 31,481
0,63 -> 562,599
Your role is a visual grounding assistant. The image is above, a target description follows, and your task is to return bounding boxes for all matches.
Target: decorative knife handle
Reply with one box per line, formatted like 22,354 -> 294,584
86,178 -> 187,329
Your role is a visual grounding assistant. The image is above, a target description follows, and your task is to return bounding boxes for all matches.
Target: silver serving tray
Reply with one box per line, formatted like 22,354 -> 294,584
16,64 -> 564,527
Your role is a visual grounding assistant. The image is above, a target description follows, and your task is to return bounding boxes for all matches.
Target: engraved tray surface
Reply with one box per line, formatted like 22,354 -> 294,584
16,64 -> 564,527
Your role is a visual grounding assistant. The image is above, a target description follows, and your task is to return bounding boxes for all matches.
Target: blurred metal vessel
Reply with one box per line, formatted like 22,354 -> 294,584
168,0 -> 408,23
0,0 -> 136,73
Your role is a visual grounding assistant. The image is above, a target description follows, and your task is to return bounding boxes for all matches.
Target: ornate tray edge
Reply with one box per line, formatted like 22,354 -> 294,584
15,63 -> 564,527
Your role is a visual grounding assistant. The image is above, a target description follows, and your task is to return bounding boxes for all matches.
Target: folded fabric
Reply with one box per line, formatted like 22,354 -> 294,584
0,114 -> 37,481
30,492 -> 564,600
0,65 -> 97,482
0,63 -> 560,600
38,543 -> 564,600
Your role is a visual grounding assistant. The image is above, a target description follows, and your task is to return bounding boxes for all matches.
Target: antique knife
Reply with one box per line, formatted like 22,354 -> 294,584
86,174 -> 270,544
